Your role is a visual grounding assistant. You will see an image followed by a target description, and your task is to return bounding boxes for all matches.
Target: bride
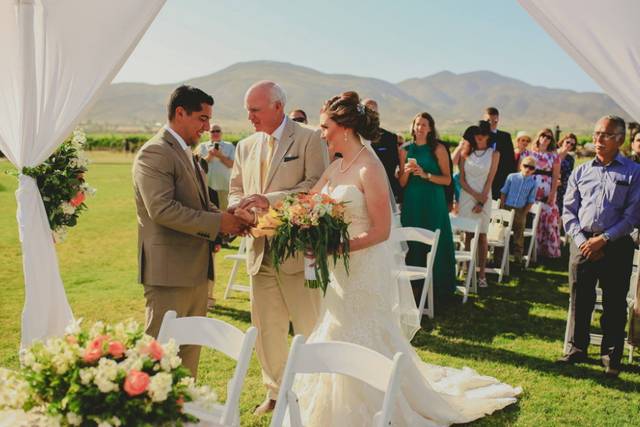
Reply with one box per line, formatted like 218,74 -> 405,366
287,92 -> 521,426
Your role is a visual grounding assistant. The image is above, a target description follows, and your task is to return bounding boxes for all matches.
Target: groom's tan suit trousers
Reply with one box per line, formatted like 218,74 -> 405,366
133,129 -> 221,377
229,118 -> 329,399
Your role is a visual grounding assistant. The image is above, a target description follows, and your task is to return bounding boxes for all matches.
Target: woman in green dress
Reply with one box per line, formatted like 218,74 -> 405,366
399,112 -> 457,304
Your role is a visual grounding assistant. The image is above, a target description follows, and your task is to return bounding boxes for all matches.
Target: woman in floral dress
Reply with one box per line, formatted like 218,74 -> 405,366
521,128 -> 561,258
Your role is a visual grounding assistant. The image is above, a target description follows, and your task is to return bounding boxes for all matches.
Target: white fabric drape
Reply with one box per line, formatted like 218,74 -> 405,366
518,0 -> 640,122
0,0 -> 165,346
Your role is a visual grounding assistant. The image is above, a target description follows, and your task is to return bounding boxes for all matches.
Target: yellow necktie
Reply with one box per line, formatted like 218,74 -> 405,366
261,135 -> 275,189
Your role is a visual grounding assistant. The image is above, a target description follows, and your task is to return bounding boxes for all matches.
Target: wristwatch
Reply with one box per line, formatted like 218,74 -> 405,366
601,232 -> 610,243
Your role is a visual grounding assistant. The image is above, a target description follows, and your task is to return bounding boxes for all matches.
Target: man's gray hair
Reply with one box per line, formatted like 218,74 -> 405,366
599,115 -> 626,136
268,82 -> 287,106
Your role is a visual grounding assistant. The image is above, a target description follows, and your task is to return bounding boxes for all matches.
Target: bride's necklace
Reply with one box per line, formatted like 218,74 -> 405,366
339,145 -> 367,173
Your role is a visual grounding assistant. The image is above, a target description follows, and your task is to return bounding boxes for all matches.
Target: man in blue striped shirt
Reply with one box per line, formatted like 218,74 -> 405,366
500,156 -> 538,264
558,115 -> 640,377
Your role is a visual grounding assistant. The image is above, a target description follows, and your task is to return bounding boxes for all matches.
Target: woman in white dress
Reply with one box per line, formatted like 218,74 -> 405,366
458,121 -> 500,288
285,92 -> 520,427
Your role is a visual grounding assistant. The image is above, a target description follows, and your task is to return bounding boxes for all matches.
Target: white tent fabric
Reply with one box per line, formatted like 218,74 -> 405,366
519,0 -> 640,122
0,0 -> 165,346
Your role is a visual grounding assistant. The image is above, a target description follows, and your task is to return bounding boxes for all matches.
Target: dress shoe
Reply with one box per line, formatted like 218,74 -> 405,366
604,366 -> 620,378
253,398 -> 276,416
555,350 -> 587,364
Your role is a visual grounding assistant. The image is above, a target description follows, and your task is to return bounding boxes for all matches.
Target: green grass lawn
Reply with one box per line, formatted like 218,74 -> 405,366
0,152 -> 638,426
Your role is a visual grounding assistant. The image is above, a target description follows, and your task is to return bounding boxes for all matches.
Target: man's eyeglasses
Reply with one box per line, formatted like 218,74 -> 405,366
291,116 -> 306,123
211,130 -> 221,134
523,164 -> 536,170
593,131 -> 622,141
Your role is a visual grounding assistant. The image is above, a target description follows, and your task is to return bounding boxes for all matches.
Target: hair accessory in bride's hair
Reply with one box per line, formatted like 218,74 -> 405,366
356,103 -> 365,116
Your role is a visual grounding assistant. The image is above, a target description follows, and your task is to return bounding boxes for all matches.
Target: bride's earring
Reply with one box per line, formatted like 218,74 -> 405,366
344,132 -> 348,144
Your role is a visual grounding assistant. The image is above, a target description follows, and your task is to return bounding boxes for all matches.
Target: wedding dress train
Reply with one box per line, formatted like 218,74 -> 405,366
289,184 -> 521,427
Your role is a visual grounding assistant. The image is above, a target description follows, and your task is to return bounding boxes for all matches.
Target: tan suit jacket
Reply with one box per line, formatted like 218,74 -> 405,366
133,129 -> 221,288
229,119 -> 329,276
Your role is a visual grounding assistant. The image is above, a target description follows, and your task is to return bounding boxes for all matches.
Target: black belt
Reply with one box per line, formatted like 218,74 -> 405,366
534,169 -> 552,176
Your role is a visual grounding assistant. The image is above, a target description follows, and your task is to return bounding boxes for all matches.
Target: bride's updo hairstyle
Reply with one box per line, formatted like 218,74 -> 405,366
321,91 -> 380,142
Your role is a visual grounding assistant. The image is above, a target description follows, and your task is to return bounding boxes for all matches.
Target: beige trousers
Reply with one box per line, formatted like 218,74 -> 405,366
143,283 -> 208,377
251,256 -> 321,399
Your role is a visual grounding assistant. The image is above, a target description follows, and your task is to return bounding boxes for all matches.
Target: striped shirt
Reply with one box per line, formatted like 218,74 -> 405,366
500,172 -> 537,208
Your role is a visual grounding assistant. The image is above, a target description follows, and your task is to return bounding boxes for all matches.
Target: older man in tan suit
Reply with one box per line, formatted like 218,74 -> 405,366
228,81 -> 329,414
133,85 -> 247,376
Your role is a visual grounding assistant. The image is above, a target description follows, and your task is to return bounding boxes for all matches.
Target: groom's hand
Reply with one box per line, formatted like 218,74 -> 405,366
234,207 -> 256,226
220,212 -> 248,235
238,194 -> 269,211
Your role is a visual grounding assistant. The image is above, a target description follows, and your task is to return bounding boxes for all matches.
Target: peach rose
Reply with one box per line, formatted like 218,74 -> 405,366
83,335 -> 108,364
124,370 -> 150,396
147,339 -> 164,361
108,341 -> 125,359
70,191 -> 86,208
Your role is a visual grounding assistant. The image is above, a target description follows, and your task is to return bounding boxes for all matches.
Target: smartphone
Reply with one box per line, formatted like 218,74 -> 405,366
213,142 -> 220,150
407,157 -> 417,165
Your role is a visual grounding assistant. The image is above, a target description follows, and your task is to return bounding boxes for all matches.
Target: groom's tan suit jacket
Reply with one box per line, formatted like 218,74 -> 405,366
228,119 -> 329,275
133,128 -> 221,288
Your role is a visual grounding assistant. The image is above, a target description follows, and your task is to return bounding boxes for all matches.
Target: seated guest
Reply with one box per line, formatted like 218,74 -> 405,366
289,109 -> 308,124
558,115 -> 640,377
500,156 -> 538,264
514,131 -> 532,163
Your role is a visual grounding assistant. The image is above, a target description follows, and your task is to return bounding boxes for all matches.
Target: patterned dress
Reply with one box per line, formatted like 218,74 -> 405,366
523,149 -> 561,258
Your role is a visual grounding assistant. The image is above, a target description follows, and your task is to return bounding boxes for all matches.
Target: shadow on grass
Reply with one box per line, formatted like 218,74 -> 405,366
213,304 -> 251,324
412,332 -> 640,393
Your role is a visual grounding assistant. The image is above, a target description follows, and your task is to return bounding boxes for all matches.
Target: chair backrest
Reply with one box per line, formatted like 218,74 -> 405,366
449,216 -> 480,234
158,311 -> 257,426
158,311 -> 247,359
270,335 -> 406,427
528,202 -> 543,230
491,199 -> 500,211
389,226 -> 437,247
237,237 -> 247,253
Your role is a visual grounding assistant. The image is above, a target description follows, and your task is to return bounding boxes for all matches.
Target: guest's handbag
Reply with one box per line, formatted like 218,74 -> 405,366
488,217 -> 507,243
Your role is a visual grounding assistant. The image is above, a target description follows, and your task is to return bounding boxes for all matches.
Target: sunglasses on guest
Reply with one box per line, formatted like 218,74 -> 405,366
291,116 -> 306,123
523,164 -> 535,170
210,129 -> 221,134
541,134 -> 552,140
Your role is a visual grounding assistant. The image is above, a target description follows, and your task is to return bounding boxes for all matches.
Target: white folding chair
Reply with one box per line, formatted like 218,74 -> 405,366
491,199 -> 500,211
389,227 -> 440,320
270,335 -> 406,427
450,216 -> 480,303
522,202 -> 542,268
223,237 -> 250,299
563,248 -> 639,363
486,208 -> 516,282
158,311 -> 257,427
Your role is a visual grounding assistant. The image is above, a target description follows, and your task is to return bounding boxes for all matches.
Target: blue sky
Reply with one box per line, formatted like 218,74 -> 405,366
114,0 -> 601,93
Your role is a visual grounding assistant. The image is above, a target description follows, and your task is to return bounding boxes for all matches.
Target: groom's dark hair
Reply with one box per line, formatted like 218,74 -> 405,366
168,85 -> 214,121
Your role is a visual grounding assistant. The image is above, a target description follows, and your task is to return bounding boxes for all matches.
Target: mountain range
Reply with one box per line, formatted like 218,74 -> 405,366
83,60 -> 627,134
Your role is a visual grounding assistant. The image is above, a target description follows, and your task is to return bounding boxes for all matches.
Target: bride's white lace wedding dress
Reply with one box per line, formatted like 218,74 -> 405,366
290,184 -> 521,427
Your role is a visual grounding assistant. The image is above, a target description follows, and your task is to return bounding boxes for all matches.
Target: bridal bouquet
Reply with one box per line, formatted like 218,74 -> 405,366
21,129 -> 95,242
252,192 -> 350,294
0,319 -> 217,426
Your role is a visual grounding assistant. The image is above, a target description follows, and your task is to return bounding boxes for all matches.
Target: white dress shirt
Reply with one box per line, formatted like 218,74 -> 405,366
165,125 -> 195,170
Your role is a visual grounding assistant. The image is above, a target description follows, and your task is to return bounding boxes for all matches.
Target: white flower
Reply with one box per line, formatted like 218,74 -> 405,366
64,318 -> 83,335
0,368 -> 30,410
66,412 -> 82,426
89,321 -> 106,337
148,372 -> 173,402
61,202 -> 76,215
20,350 -> 35,368
79,368 -> 96,385
93,359 -> 119,393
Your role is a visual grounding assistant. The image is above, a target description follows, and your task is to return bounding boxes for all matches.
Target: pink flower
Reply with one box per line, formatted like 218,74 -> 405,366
147,340 -> 164,361
83,335 -> 108,364
124,370 -> 150,396
108,341 -> 125,359
65,335 -> 78,345
70,191 -> 86,208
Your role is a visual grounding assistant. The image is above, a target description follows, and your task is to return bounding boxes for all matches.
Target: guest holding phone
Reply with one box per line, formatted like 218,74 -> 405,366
400,112 -> 457,304
521,128 -> 561,259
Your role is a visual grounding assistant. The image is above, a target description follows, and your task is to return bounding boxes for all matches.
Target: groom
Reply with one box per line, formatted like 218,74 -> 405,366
228,81 -> 329,414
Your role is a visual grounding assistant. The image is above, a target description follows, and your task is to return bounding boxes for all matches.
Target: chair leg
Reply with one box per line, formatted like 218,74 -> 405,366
224,260 -> 241,299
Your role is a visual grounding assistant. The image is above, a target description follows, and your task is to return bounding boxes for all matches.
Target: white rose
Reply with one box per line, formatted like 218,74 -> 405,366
148,372 -> 172,402
64,318 -> 83,335
66,412 -> 82,426
79,368 -> 95,385
61,202 -> 76,215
